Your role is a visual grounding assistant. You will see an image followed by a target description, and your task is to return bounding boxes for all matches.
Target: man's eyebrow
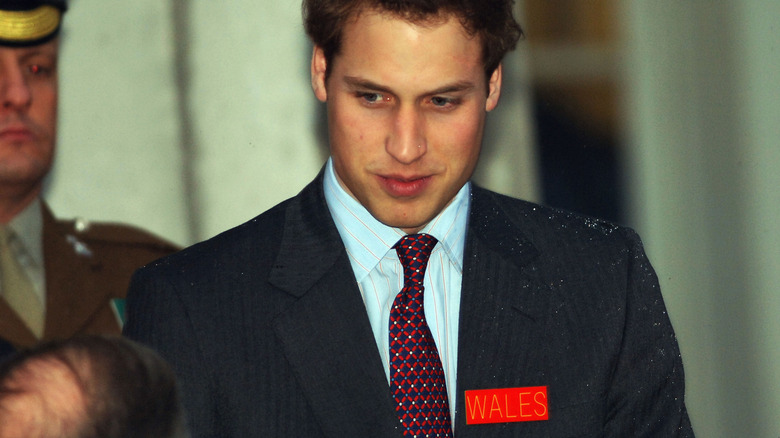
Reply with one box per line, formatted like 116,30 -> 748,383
17,47 -> 57,62
343,76 -> 476,96
428,81 -> 476,95
343,76 -> 393,94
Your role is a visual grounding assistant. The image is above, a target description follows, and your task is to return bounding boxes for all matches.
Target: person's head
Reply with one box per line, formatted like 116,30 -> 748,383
304,0 -> 522,233
304,0 -> 522,83
0,335 -> 187,438
0,0 -> 66,220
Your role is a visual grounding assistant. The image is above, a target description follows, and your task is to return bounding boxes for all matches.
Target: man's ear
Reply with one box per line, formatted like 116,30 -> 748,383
311,45 -> 328,102
485,63 -> 503,112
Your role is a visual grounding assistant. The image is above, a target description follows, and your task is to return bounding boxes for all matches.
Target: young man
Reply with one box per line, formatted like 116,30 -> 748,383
0,1 -> 178,356
125,0 -> 694,436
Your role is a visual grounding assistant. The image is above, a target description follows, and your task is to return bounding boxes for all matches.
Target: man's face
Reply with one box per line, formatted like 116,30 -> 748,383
0,39 -> 58,197
311,11 -> 501,233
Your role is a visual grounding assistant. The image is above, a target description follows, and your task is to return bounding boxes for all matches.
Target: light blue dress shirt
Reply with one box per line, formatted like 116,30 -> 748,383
323,158 -> 468,419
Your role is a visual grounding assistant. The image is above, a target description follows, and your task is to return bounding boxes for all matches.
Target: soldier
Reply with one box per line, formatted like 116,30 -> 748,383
0,0 -> 178,356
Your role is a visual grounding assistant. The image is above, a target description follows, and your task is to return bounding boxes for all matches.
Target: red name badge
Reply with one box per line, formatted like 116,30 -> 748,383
465,386 -> 548,425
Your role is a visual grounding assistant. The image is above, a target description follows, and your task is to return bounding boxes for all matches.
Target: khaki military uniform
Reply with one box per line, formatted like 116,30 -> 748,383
0,205 -> 178,350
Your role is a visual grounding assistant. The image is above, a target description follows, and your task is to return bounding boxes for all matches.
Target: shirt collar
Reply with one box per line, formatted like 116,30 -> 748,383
8,198 -> 44,269
323,158 -> 469,282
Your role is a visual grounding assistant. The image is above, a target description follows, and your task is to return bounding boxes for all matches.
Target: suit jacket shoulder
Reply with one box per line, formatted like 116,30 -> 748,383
136,193 -> 290,292
455,186 -> 692,437
53,218 -> 179,284
125,175 -> 404,438
470,185 -> 628,252
38,205 -> 179,345
61,218 -> 180,252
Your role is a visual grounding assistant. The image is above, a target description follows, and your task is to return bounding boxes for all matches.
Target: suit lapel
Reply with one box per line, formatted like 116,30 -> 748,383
454,187 -> 550,435
269,175 -> 403,438
41,205 -> 116,339
0,298 -> 37,348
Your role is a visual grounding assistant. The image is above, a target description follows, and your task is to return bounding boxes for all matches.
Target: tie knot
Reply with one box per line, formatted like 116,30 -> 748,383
394,233 -> 437,285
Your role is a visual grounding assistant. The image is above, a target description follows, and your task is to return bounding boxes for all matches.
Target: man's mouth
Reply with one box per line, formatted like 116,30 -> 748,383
378,174 -> 432,197
0,124 -> 35,142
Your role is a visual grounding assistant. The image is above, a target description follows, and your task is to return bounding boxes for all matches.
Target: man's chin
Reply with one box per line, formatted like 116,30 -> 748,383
375,213 -> 430,235
0,162 -> 50,189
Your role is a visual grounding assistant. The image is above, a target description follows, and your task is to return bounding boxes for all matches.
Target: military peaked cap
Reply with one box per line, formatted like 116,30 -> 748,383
0,0 -> 67,47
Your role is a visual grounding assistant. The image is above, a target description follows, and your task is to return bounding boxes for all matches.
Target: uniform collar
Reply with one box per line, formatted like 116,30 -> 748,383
7,197 -> 44,271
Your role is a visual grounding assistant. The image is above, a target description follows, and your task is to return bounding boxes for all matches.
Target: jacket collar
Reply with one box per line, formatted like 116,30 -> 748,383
269,170 -> 404,438
269,168 -> 346,297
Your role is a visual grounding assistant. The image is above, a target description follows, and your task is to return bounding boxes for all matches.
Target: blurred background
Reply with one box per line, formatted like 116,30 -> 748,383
45,1 -> 778,436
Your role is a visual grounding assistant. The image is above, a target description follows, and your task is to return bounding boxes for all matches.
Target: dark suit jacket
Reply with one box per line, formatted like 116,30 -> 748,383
124,174 -> 693,437
0,204 -> 179,351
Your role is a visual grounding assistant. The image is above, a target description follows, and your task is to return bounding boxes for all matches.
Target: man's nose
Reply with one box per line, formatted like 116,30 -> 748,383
0,64 -> 32,111
386,105 -> 426,164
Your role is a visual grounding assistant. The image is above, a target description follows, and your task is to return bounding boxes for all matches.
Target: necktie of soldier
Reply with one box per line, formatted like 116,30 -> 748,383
0,226 -> 44,338
390,233 -> 453,437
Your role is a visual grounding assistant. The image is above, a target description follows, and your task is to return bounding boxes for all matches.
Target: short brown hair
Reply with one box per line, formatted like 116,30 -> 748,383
303,0 -> 523,78
0,336 -> 187,438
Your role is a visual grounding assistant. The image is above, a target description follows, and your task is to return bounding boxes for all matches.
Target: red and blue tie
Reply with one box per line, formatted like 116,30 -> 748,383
390,234 -> 453,437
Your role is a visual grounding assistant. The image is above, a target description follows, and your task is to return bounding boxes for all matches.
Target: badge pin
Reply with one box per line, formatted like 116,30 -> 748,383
465,386 -> 548,425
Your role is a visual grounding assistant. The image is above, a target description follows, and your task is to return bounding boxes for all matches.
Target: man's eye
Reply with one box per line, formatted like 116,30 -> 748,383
28,64 -> 48,75
431,96 -> 455,107
358,92 -> 384,104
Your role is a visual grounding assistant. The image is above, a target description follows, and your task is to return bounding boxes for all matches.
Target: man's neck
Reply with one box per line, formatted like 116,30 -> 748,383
0,187 -> 41,224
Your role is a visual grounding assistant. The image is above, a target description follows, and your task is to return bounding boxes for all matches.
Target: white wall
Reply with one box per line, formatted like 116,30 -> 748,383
49,1 -> 188,243
185,2 -> 325,240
